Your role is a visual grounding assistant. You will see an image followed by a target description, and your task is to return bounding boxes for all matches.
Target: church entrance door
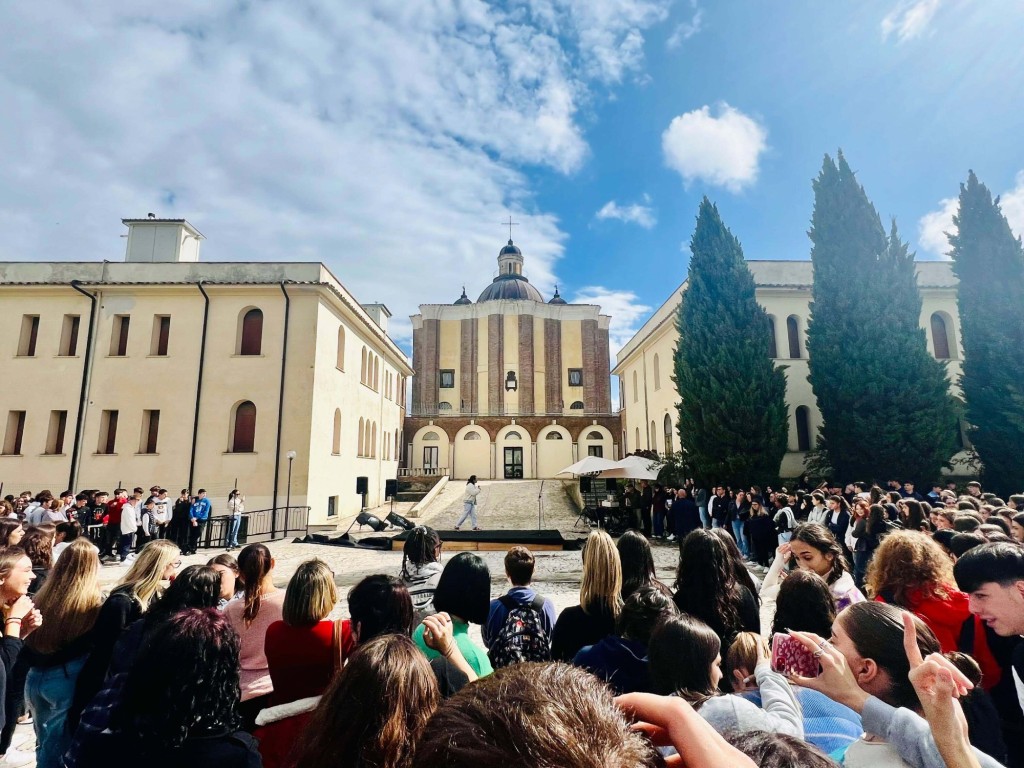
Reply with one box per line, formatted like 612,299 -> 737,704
503,447 -> 524,479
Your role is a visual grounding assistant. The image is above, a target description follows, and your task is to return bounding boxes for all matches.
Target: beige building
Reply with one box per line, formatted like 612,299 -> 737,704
405,239 -> 620,479
0,218 -> 413,527
613,260 -> 966,479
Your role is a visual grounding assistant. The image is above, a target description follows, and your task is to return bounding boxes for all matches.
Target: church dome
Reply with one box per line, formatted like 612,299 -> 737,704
499,240 -> 522,256
548,286 -> 567,305
477,274 -> 544,302
453,287 -> 472,305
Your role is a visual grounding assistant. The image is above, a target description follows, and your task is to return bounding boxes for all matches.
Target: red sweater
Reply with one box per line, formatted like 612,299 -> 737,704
874,586 -> 1001,689
265,619 -> 351,706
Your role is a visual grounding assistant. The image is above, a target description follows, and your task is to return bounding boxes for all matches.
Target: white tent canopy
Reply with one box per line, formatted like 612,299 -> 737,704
556,455 -> 620,476
595,454 -> 664,480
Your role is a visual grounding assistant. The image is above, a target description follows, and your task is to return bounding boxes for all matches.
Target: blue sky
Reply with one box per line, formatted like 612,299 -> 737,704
2,0 -> 1022,357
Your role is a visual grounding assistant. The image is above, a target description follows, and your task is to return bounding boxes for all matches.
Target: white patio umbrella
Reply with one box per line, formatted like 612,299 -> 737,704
556,455 -> 621,476
596,454 -> 664,480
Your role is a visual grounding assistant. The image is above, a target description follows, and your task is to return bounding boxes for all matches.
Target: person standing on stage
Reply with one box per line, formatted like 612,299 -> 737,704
456,476 -> 481,531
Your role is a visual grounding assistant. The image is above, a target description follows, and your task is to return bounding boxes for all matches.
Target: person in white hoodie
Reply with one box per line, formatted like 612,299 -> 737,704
455,476 -> 481,531
119,493 -> 140,562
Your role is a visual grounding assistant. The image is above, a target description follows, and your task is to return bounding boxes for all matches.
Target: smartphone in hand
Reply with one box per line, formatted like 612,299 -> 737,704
770,632 -> 821,678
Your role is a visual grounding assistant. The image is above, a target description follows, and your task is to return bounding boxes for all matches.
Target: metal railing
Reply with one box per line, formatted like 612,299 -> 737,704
398,467 -> 448,477
201,506 -> 311,547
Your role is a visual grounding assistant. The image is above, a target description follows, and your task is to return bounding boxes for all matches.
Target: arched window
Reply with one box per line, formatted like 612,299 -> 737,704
586,430 -> 603,440
570,400 -> 584,410
336,327 -> 345,370
632,370 -> 638,402
364,420 -> 372,457
635,427 -> 640,448
332,409 -> 341,454
438,402 -> 453,411
787,316 -> 801,359
464,431 -> 482,440
360,347 -> 367,384
931,313 -> 952,359
767,315 -> 778,358
505,431 -> 522,441
371,422 -> 377,458
239,309 -> 263,356
231,401 -> 257,452
395,429 -> 400,461
373,356 -> 380,391
653,354 -> 661,390
795,406 -> 811,452
650,420 -> 657,450
664,414 -> 673,454
357,417 -> 365,456
422,431 -> 439,441
545,432 -> 564,440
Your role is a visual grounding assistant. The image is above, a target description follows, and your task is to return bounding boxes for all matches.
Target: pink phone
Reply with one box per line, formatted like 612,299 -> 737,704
770,633 -> 821,678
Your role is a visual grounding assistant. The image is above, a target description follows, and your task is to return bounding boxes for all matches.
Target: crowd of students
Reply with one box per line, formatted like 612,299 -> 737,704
0,477 -> 1020,767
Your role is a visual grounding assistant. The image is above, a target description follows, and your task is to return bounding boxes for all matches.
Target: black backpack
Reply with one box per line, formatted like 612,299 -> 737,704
487,594 -> 551,669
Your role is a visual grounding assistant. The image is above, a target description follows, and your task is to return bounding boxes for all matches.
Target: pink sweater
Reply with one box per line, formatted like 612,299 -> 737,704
225,589 -> 286,701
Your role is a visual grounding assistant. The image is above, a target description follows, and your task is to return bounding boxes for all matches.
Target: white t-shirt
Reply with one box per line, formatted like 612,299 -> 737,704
843,738 -> 910,767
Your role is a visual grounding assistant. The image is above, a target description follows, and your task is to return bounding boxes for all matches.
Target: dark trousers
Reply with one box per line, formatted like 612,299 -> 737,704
640,506 -> 652,537
105,522 -> 119,555
187,519 -> 207,553
169,519 -> 189,550
117,533 -> 134,561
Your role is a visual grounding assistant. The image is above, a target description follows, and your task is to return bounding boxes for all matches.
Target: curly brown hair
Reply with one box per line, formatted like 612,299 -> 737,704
865,530 -> 956,605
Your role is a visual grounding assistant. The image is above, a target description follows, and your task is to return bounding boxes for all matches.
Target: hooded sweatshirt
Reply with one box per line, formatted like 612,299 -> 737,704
401,561 -> 444,619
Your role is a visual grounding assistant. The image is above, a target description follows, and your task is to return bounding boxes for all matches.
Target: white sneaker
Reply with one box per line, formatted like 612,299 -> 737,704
666,534 -> 676,542
0,745 -> 35,767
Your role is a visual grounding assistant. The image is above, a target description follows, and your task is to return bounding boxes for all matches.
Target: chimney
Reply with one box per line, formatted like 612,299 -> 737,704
122,217 -> 204,263
361,303 -> 392,334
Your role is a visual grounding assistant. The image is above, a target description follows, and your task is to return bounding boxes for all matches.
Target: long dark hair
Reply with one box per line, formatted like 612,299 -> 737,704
790,522 -> 849,585
294,634 -> 438,768
839,601 -> 939,710
648,613 -> 721,706
237,543 -> 272,626
770,570 -> 836,638
616,530 -> 662,601
709,527 -> 760,603
111,608 -> 241,748
673,530 -> 742,643
432,552 -> 491,625
349,575 -> 414,642
143,565 -> 222,629
401,526 -> 441,580
0,520 -> 21,547
865,504 -> 888,536
902,499 -> 928,532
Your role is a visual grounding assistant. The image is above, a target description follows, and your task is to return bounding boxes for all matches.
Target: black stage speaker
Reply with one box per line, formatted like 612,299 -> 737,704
385,479 -> 398,499
355,476 -> 369,495
605,478 -> 618,492
579,476 -> 592,492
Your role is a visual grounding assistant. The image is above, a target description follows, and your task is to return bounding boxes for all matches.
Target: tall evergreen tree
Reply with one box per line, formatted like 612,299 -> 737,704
949,171 -> 1024,495
674,198 -> 788,487
806,152 -> 958,483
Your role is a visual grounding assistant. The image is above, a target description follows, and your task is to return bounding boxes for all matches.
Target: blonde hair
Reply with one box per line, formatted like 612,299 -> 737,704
723,632 -> 766,692
26,538 -> 102,654
282,559 -> 337,627
579,530 -> 623,620
116,539 -> 179,612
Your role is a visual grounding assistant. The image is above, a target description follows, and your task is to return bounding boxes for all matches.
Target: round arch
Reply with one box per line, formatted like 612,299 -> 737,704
537,424 -> 573,478
411,425 -> 450,474
579,424 -> 614,460
454,424 -> 491,480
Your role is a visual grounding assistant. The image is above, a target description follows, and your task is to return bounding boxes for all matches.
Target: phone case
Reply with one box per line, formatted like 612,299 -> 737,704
770,632 -> 821,677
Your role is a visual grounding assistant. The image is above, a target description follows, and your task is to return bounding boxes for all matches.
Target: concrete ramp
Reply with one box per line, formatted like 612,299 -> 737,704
416,479 -> 581,532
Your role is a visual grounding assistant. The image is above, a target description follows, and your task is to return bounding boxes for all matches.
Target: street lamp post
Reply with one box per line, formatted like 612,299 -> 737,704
285,450 -> 297,535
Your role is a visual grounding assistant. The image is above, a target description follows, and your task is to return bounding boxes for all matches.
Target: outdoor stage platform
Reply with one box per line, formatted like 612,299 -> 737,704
297,528 -> 583,552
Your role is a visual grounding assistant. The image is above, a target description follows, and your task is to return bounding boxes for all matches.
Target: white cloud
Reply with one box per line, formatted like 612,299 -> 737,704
661,103 -> 768,192
881,0 -> 943,43
918,196 -> 959,258
0,0 -> 670,347
917,172 -> 1024,258
667,3 -> 704,49
572,286 -> 652,354
595,199 -> 657,228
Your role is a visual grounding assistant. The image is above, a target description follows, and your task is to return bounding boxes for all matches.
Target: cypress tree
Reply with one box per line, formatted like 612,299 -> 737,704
674,198 -> 788,487
806,152 -> 958,483
948,171 -> 1024,495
